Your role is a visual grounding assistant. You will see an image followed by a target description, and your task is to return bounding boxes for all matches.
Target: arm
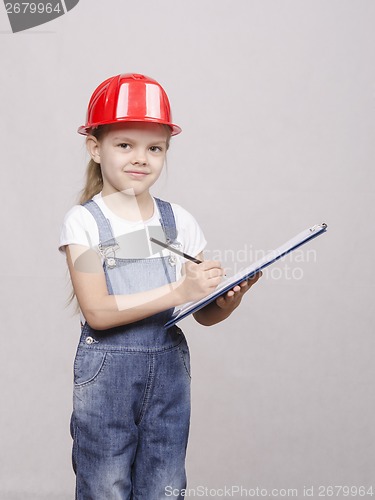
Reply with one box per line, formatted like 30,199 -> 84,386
193,252 -> 262,327
65,244 -> 224,330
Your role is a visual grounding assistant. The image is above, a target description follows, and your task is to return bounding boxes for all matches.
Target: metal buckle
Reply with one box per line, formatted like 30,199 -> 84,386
98,243 -> 120,269
168,254 -> 177,266
167,239 -> 182,267
85,336 -> 98,345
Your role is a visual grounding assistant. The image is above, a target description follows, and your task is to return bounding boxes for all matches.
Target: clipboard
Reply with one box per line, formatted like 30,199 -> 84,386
165,222 -> 328,328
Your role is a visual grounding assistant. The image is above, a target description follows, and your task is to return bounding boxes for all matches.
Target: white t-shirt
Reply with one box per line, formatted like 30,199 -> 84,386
58,192 -> 207,324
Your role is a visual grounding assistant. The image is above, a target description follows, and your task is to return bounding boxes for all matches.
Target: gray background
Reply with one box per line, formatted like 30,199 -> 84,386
1,0 -> 374,498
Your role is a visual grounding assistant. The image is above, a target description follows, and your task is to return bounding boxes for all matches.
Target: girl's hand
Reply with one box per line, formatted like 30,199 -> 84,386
178,260 -> 224,303
215,271 -> 262,312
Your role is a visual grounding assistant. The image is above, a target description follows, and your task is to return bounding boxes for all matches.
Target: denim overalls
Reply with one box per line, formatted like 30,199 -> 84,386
70,197 -> 191,500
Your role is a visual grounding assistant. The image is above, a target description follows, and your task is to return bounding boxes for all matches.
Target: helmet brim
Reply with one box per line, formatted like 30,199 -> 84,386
77,118 -> 182,137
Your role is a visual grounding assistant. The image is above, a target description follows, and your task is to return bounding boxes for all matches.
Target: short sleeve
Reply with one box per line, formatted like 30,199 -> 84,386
172,203 -> 207,258
58,205 -> 99,255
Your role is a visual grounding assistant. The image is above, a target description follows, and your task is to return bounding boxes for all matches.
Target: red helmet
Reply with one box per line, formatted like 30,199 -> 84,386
78,73 -> 181,136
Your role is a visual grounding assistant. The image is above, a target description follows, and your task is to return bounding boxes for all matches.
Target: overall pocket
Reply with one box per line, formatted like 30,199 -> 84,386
73,348 -> 108,388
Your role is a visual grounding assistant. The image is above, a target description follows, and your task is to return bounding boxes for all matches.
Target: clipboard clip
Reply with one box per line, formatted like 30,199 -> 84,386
309,223 -> 327,232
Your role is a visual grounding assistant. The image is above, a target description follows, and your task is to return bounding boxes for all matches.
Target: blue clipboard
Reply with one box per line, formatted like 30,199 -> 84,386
165,223 -> 328,328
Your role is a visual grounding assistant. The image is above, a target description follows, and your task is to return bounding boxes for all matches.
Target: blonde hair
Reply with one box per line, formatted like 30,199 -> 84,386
65,123 -> 172,316
77,125 -> 108,205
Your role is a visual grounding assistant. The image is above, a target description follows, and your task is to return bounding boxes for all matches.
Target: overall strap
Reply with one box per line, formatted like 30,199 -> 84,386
154,197 -> 177,244
81,200 -> 117,248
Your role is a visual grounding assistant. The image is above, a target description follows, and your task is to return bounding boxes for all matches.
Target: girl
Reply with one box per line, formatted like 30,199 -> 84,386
59,73 -> 261,499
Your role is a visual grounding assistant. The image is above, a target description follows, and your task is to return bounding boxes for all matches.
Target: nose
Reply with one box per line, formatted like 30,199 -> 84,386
131,148 -> 147,166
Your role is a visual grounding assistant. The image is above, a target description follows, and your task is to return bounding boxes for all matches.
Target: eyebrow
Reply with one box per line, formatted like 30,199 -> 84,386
112,136 -> 167,143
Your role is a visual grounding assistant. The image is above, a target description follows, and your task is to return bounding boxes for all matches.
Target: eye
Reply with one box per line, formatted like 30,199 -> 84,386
149,145 -> 163,153
118,143 -> 131,149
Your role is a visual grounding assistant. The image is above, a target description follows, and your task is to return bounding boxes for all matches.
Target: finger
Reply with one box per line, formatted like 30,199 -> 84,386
223,291 -> 236,302
201,260 -> 222,271
207,268 -> 225,279
247,272 -> 262,285
216,295 -> 225,306
217,290 -> 234,303
216,295 -> 231,308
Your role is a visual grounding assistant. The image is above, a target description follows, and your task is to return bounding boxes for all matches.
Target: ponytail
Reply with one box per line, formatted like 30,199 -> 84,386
78,159 -> 103,205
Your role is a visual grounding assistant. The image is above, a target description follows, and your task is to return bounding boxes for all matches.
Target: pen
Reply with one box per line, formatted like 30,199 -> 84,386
149,237 -> 202,264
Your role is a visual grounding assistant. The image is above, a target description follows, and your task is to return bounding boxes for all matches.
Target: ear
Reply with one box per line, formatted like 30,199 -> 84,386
86,135 -> 101,164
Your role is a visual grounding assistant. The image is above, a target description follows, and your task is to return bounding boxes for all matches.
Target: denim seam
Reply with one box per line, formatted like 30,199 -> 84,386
73,419 -> 80,499
136,354 -> 155,425
77,337 -> 185,354
177,346 -> 192,380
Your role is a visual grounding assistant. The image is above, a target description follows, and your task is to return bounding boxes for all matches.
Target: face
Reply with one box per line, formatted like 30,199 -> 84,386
88,122 -> 169,197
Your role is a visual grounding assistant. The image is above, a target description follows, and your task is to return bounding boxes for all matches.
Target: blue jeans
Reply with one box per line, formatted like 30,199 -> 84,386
71,333 -> 191,499
70,198 -> 191,499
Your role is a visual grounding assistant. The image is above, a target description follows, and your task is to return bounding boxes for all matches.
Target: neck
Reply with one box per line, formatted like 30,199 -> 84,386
100,188 -> 154,221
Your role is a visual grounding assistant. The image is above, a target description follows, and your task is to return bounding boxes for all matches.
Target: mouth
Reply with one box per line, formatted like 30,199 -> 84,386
124,170 -> 149,178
